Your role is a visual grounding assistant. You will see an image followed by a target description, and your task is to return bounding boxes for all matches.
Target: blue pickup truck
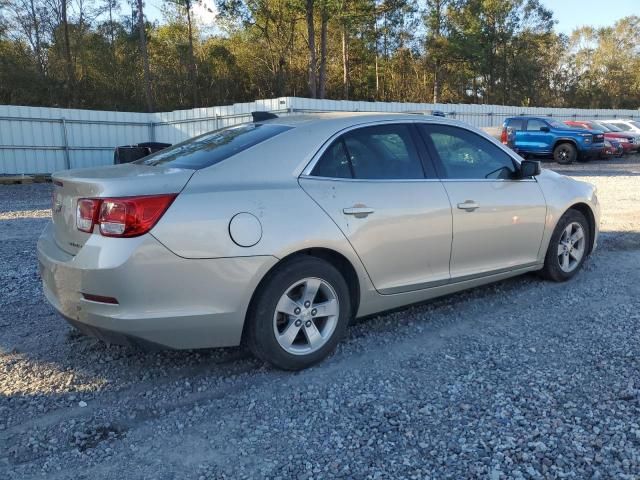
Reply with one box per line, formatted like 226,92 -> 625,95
501,117 -> 605,164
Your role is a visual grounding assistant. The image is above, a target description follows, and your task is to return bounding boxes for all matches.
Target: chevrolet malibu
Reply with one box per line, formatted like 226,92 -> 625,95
38,113 -> 599,370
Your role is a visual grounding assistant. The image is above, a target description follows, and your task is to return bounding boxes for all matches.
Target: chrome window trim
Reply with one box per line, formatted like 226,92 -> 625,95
440,178 -> 537,183
299,174 -> 442,183
299,175 -> 536,184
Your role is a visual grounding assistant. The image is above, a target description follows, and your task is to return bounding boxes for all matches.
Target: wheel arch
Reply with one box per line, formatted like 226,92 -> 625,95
552,138 -> 578,150
241,247 -> 361,343
567,202 -> 597,254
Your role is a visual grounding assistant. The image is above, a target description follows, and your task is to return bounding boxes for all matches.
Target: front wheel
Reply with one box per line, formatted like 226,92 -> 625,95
245,256 -> 351,370
553,143 -> 577,164
540,210 -> 590,282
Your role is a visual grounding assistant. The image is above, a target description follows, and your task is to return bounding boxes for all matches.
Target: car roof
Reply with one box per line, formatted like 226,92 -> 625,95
505,116 -> 552,121
195,111 -> 510,183
259,112 -> 450,129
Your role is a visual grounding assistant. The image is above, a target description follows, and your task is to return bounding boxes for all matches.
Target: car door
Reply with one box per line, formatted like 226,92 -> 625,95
417,123 -> 547,280
299,122 -> 453,294
523,118 -> 554,153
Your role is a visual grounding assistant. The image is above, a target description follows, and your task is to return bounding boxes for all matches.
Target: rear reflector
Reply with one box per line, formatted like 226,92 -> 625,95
81,293 -> 119,304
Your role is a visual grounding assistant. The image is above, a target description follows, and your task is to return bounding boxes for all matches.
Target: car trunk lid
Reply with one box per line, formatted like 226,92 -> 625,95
51,164 -> 195,255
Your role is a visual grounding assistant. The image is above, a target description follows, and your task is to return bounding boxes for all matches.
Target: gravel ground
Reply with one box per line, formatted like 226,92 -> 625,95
1,157 -> 639,479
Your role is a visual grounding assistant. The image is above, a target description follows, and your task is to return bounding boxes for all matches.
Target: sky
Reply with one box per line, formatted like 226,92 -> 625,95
542,0 -> 638,34
144,0 -> 638,34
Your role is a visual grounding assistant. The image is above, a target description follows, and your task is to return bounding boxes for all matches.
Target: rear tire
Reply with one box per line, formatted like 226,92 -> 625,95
245,256 -> 351,370
553,143 -> 577,164
540,210 -> 590,282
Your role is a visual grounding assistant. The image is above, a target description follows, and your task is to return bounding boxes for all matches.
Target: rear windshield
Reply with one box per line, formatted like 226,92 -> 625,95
135,123 -> 292,169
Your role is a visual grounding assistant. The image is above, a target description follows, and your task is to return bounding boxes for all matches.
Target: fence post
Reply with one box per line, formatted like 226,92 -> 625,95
60,118 -> 71,169
214,112 -> 218,130
148,122 -> 155,142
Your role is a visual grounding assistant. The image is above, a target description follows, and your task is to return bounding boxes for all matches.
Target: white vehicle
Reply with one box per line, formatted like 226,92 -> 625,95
600,119 -> 640,135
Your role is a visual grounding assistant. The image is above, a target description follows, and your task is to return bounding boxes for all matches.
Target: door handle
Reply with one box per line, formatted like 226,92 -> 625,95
343,206 -> 374,218
457,200 -> 479,212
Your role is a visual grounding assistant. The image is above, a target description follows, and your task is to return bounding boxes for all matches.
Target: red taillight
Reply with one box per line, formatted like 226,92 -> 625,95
500,127 -> 508,144
76,194 -> 176,237
76,199 -> 101,233
98,194 -> 177,237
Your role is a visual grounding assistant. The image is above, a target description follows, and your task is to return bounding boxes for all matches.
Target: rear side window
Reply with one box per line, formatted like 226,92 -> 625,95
313,140 -> 353,178
526,119 -> 547,131
136,123 -> 292,169
311,124 -> 425,180
506,119 -> 524,130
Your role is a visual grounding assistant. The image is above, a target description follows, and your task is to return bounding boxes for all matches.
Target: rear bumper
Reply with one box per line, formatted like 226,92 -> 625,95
37,222 -> 278,349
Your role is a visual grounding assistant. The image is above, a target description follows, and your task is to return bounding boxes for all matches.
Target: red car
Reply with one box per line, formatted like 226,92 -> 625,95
564,120 -> 637,154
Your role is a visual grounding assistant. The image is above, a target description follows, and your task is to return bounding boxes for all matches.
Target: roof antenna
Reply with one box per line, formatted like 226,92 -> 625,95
252,111 -> 279,122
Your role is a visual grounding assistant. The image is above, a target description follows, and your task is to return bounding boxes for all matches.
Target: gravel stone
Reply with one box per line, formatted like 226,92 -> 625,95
1,158 -> 639,479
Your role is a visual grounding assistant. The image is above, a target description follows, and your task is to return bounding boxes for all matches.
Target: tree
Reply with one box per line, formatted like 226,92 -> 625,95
135,0 -> 154,111
165,0 -> 202,107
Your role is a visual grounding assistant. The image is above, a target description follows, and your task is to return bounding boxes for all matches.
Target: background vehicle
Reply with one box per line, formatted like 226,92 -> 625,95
564,120 -> 637,154
602,139 -> 624,158
38,113 -> 600,370
600,119 -> 640,135
502,117 -> 605,164
114,142 -> 172,164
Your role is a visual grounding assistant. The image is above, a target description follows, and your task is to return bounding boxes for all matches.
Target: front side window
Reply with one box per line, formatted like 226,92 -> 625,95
420,125 -> 517,180
311,124 -> 425,180
136,123 -> 292,169
527,119 -> 548,131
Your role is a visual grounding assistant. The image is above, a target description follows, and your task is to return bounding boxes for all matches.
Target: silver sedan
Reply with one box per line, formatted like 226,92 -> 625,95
38,113 -> 599,370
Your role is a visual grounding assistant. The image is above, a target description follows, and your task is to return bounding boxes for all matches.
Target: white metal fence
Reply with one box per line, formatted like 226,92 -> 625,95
2,97 -> 640,174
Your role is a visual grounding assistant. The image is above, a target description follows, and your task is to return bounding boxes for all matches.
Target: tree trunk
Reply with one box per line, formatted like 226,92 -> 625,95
433,60 -> 440,103
61,0 -> 75,106
108,0 -> 115,46
136,0 -> 154,112
341,23 -> 349,99
185,2 -> 199,108
318,2 -> 328,99
29,0 -> 45,74
306,0 -> 317,98
374,20 -> 380,97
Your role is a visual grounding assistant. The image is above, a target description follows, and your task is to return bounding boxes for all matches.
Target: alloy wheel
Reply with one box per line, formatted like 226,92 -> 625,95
273,277 -> 339,355
557,222 -> 586,273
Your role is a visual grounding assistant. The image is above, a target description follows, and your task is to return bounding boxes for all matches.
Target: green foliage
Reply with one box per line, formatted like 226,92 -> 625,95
0,0 -> 638,110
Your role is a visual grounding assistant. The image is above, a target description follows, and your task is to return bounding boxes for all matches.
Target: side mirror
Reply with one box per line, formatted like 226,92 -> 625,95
540,126 -> 550,133
520,160 -> 541,178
